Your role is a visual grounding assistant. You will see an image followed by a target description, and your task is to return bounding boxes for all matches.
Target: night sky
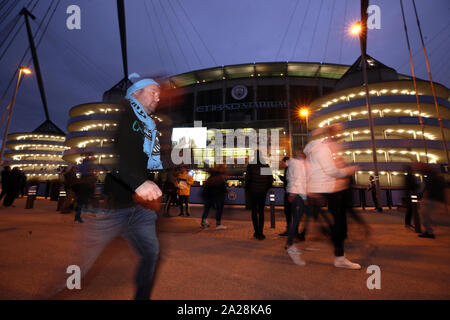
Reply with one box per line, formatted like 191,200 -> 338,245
0,0 -> 449,138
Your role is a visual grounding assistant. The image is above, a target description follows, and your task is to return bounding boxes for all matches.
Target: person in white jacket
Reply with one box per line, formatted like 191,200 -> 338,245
285,150 -> 310,266
304,124 -> 361,270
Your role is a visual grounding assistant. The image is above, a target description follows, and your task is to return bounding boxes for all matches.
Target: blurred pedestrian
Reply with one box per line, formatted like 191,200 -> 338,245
70,73 -> 164,300
3,167 -> 21,207
177,166 -> 193,216
61,166 -> 77,213
367,176 -> 382,212
201,165 -> 228,230
404,165 -> 420,229
72,173 -> 95,223
0,166 -> 11,201
245,150 -> 273,240
417,164 -> 446,239
278,156 -> 291,236
305,124 -> 360,269
285,150 -> 309,266
163,168 -> 178,216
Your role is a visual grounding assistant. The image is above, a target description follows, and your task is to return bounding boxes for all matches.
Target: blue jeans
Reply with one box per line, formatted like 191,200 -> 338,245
76,205 -> 159,300
201,197 -> 225,224
287,195 -> 309,246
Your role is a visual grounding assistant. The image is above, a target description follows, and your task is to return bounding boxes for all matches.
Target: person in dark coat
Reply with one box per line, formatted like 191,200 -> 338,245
3,167 -> 21,207
201,165 -> 228,229
0,166 -> 11,201
245,150 -> 273,240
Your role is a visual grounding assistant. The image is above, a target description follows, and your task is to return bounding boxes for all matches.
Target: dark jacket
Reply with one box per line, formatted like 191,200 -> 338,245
202,173 -> 227,199
245,163 -> 273,195
104,101 -> 161,208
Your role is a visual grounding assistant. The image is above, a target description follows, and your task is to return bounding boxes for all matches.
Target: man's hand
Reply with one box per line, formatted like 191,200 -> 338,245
135,180 -> 162,202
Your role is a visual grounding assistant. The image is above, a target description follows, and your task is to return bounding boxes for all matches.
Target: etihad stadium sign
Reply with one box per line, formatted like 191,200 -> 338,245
195,101 -> 288,112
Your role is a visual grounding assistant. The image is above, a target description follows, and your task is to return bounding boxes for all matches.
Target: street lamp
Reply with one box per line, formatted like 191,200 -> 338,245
0,67 -> 32,165
350,22 -> 383,211
299,108 -> 309,132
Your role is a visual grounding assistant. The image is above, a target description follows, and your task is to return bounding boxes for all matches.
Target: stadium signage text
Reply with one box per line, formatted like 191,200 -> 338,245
195,101 -> 288,112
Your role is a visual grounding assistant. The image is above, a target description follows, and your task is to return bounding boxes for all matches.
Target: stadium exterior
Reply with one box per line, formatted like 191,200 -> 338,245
64,61 -> 350,185
63,59 -> 449,187
309,56 -> 449,186
4,120 -> 70,180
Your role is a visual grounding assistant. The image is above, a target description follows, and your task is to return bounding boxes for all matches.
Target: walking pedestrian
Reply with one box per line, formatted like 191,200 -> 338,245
61,166 -> 77,213
163,168 -> 178,216
201,165 -> 228,230
416,163 -> 446,239
177,166 -> 193,216
305,124 -> 360,269
278,156 -> 291,236
3,167 -> 21,207
245,150 -> 273,240
367,176 -> 382,212
69,73 -> 164,300
285,150 -> 309,266
0,166 -> 11,201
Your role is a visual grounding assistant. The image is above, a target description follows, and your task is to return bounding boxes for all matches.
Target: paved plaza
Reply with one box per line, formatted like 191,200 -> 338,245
0,198 -> 449,300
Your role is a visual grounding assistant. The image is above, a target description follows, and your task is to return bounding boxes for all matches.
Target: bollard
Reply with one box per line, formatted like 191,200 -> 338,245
411,194 -> 421,233
57,189 -> 66,212
25,186 -> 37,209
269,191 -> 275,228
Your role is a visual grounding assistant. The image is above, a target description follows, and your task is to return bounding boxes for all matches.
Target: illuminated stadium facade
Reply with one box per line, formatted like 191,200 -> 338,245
156,61 -> 350,185
4,120 -> 70,180
64,62 -> 350,184
309,56 -> 450,186
63,59 -> 448,187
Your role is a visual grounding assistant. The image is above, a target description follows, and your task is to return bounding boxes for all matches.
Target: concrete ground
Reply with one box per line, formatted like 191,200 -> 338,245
0,197 -> 449,300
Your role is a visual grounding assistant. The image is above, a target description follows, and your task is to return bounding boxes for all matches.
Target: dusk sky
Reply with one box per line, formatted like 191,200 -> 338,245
0,0 -> 449,138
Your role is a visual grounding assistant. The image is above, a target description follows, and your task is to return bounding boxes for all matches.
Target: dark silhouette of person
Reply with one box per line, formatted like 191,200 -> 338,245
3,167 -> 21,207
245,150 -> 273,240
0,166 -> 11,201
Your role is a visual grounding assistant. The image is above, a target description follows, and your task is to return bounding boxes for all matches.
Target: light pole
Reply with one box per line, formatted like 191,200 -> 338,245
351,22 -> 383,211
0,67 -> 32,165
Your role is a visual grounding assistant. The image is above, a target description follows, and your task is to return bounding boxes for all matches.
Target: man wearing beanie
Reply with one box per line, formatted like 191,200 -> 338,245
73,73 -> 164,300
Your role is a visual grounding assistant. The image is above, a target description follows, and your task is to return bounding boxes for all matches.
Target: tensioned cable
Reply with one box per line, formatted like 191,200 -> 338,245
275,0 -> 300,61
36,22 -> 116,85
0,15 -> 19,49
396,21 -> 450,71
0,0 -> 22,25
411,37 -> 450,72
0,0 -> 11,12
0,0 -> 47,109
290,0 -> 311,61
412,0 -> 449,164
399,0 -> 428,163
0,0 -> 38,62
157,0 -> 190,70
174,0 -> 217,66
167,0 -> 202,68
322,0 -> 336,63
307,0 -> 324,61
150,0 -> 179,73
143,0 -> 167,73
338,0 -> 348,64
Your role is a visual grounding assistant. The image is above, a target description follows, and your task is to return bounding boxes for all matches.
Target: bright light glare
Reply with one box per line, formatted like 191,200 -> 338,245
351,23 -> 361,35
